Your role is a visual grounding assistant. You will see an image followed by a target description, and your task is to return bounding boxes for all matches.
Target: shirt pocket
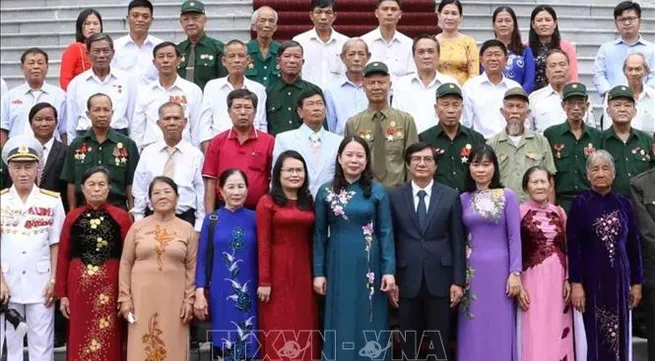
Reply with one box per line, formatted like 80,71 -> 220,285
525,148 -> 544,167
328,52 -> 343,74
248,150 -> 268,171
498,152 -> 510,179
554,149 -> 572,172
36,261 -> 51,274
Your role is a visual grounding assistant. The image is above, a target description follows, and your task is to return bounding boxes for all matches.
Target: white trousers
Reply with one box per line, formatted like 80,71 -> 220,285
0,302 -> 54,361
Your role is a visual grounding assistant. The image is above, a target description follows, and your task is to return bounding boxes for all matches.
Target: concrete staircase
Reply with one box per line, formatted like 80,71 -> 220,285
1,0 -> 654,111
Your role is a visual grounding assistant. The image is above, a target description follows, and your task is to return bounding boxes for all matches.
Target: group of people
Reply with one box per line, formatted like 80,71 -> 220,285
0,0 -> 654,360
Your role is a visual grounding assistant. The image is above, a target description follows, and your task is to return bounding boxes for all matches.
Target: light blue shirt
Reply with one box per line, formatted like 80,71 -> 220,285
593,36 -> 655,95
272,123 -> 342,198
324,77 -> 369,136
1,82 -> 67,138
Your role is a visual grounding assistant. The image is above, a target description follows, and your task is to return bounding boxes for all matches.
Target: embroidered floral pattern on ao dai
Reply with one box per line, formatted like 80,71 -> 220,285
470,189 -> 506,223
592,210 -> 622,266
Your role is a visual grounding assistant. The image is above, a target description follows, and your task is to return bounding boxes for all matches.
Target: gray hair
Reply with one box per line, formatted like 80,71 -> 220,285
586,149 -> 615,174
251,6 -> 278,26
341,37 -> 370,55
85,32 -> 114,52
623,52 -> 652,76
158,101 -> 184,119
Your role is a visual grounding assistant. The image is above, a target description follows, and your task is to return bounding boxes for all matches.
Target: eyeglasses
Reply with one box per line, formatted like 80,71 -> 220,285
281,167 -> 305,174
616,16 -> 639,24
409,156 -> 435,164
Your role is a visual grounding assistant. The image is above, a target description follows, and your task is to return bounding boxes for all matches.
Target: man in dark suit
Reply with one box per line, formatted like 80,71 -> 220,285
631,168 -> 655,358
29,102 -> 69,347
388,141 -> 466,361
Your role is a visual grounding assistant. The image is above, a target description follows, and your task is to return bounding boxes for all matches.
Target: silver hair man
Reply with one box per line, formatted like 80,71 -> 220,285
251,6 -> 278,26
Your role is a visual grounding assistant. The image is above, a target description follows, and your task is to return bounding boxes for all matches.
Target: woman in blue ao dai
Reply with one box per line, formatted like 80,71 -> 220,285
313,136 -> 396,361
194,169 -> 259,361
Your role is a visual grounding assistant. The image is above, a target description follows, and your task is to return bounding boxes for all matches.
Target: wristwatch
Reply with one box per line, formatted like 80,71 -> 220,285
511,271 -> 521,277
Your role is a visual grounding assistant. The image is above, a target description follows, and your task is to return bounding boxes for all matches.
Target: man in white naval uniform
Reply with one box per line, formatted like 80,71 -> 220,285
0,134 -> 64,361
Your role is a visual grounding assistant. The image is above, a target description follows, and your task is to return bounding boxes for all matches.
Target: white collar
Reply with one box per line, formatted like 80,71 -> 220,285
42,137 -> 55,151
157,139 -> 187,154
153,75 -> 183,91
411,179 -> 434,197
373,27 -> 400,44
309,27 -> 339,44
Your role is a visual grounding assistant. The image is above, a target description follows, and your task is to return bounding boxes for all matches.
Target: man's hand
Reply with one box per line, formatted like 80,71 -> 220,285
630,284 -> 642,310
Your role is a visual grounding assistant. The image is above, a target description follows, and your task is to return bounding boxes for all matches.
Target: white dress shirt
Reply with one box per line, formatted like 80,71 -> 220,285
131,139 -> 206,231
66,67 -> 137,143
1,82 -> 67,138
462,73 -> 522,138
602,86 -> 655,134
528,84 -> 596,133
392,72 -> 460,133
132,76 -> 203,149
40,137 -> 54,164
199,76 -> 267,143
293,27 -> 349,89
111,34 -> 163,86
411,179 -> 433,212
361,27 -> 416,85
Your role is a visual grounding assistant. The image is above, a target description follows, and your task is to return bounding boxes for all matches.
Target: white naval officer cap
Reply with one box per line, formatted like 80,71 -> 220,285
2,135 -> 43,165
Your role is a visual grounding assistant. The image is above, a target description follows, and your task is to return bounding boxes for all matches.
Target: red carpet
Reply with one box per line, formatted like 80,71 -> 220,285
252,0 -> 439,40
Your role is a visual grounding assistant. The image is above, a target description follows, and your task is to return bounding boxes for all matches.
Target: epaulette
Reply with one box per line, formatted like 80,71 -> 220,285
0,188 -> 9,195
39,189 -> 60,197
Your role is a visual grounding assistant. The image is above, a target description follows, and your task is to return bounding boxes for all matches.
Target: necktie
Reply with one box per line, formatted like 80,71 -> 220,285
310,132 -> 321,160
185,45 -> 196,82
37,148 -> 46,186
162,147 -> 176,178
417,190 -> 427,229
372,112 -> 387,179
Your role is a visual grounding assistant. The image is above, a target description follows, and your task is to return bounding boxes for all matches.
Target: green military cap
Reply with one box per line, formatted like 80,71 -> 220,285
503,87 -> 529,102
363,62 -> 389,77
607,85 -> 635,102
2,135 -> 43,165
436,83 -> 463,99
562,82 -> 588,100
181,0 -> 205,14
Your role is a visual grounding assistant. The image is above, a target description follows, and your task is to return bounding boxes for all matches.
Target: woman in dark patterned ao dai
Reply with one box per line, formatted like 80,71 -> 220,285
54,167 -> 132,361
194,169 -> 258,361
567,150 -> 643,361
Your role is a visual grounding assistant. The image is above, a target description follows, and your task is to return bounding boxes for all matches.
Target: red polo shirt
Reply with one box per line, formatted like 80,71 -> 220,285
202,127 -> 274,209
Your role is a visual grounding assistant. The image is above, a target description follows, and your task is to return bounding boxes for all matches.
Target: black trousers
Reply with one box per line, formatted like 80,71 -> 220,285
646,286 -> 655,360
144,207 -> 196,226
398,280 -> 451,361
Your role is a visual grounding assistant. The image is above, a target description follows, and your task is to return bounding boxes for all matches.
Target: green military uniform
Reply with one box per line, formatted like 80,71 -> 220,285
543,83 -> 604,212
245,40 -> 280,88
601,126 -> 654,196
60,129 -> 139,209
488,129 -> 557,202
601,85 -> 655,196
544,122 -> 603,212
420,124 -> 485,192
177,33 -> 227,91
266,76 -> 322,136
419,83 -> 486,192
346,106 -> 419,188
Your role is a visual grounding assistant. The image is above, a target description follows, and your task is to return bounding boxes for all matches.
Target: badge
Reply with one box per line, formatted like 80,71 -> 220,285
460,144 -> 472,163
248,62 -> 254,69
553,144 -> 565,159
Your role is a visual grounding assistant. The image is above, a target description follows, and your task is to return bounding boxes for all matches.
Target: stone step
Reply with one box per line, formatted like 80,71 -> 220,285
0,0 -> 243,7
0,27 -> 250,47
0,14 -> 252,34
0,1 -> 253,21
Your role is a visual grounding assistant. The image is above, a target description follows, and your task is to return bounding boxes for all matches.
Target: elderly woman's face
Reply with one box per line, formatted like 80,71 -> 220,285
150,181 -> 178,213
220,173 -> 248,209
82,172 -> 110,205
526,169 -> 551,204
587,157 -> 615,190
